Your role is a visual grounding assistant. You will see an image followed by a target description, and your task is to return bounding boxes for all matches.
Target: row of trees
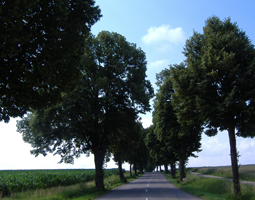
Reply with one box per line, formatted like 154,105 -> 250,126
1,0 -> 154,190
2,2 -> 255,196
17,31 -> 154,190
145,64 -> 202,182
151,16 -> 255,197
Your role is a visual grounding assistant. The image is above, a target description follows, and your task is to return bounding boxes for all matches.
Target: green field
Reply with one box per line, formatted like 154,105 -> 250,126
0,169 -> 119,197
188,164 -> 255,182
164,165 -> 255,200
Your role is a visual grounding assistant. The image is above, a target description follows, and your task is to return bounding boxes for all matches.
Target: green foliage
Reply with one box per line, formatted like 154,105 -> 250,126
0,169 -> 119,197
183,16 -> 255,137
0,0 -> 101,122
17,31 -> 153,190
182,16 -> 255,196
152,65 -> 202,181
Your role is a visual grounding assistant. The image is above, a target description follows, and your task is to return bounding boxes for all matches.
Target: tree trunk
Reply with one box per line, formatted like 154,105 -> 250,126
93,147 -> 105,190
118,156 -> 126,182
130,164 -> 132,177
156,165 -> 158,172
164,163 -> 169,174
134,162 -> 138,176
159,165 -> 162,171
139,162 -> 144,174
179,157 -> 185,182
170,159 -> 176,178
228,124 -> 241,196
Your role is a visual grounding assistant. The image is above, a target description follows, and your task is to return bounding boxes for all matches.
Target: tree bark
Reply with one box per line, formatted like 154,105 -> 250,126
179,157 -> 185,182
228,124 -> 241,196
164,163 -> 169,174
130,164 -> 132,177
139,162 -> 144,174
134,162 -> 138,176
118,156 -> 126,182
93,147 -> 105,190
170,159 -> 176,178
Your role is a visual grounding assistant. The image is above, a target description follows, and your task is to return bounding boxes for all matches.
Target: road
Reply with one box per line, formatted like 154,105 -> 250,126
96,172 -> 203,200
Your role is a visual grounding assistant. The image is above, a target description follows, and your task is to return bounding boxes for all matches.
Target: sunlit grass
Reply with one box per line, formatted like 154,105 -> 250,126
165,173 -> 255,200
188,164 -> 255,182
2,172 -> 137,200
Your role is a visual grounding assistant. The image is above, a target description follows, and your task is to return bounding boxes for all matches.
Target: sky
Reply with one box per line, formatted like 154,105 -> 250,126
1,0 -> 255,170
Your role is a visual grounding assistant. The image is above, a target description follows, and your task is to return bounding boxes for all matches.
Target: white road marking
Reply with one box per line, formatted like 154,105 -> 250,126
146,189 -> 148,192
147,184 -> 149,187
146,198 -> 148,200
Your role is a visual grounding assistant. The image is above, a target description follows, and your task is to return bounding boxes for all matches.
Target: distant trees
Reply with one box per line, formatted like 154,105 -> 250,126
0,0 -> 101,122
110,112 -> 140,182
149,17 -> 255,196
17,31 -> 153,190
152,66 -> 202,182
178,16 -> 255,196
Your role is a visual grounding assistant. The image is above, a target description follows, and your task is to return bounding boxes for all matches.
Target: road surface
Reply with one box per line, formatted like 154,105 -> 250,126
96,172 -> 203,200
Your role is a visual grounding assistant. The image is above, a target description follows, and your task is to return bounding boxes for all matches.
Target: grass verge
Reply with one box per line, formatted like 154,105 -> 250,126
2,172 -> 139,200
164,173 -> 255,200
188,165 -> 255,182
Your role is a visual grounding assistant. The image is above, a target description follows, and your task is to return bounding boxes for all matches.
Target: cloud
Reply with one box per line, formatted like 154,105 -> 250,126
148,59 -> 169,70
142,25 -> 185,50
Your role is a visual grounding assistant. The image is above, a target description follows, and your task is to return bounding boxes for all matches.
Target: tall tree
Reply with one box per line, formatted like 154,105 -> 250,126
109,110 -> 140,182
154,66 -> 202,182
144,125 -> 162,172
17,31 -> 153,190
182,16 -> 255,196
0,0 -> 101,122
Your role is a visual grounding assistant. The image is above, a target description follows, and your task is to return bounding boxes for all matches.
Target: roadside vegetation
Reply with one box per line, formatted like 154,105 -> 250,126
164,165 -> 255,200
1,171 -> 138,200
2,2 -> 255,198
188,165 -> 255,182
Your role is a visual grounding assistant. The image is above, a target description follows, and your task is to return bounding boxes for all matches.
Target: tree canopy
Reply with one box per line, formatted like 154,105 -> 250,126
0,0 -> 101,122
182,16 -> 255,196
17,31 -> 153,190
152,66 -> 202,181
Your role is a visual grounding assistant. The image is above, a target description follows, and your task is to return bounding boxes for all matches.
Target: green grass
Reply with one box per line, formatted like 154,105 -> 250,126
164,173 -> 255,200
0,169 -> 120,197
188,164 -> 255,181
2,172 -> 139,200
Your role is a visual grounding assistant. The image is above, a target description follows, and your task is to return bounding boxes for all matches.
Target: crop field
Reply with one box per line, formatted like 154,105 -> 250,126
0,169 -> 119,196
188,164 -> 255,181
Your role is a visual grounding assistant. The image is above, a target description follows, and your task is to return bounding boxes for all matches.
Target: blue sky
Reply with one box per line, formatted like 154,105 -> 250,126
1,0 -> 255,170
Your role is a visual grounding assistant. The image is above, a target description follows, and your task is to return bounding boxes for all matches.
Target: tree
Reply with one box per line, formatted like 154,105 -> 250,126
109,110 -> 140,182
153,66 -> 202,182
17,31 -> 153,190
0,0 -> 101,122
182,16 -> 255,196
144,125 -> 162,172
124,122 -> 149,176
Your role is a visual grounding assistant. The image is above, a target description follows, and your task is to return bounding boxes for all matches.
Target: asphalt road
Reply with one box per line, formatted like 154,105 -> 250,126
96,172 -> 203,200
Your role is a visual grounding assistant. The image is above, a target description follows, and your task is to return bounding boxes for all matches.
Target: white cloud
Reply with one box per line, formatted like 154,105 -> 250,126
142,25 -> 185,50
148,59 -> 169,70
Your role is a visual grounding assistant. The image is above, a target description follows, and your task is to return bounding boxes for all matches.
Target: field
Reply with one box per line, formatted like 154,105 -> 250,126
164,165 -> 255,200
188,164 -> 255,182
0,169 -> 119,197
